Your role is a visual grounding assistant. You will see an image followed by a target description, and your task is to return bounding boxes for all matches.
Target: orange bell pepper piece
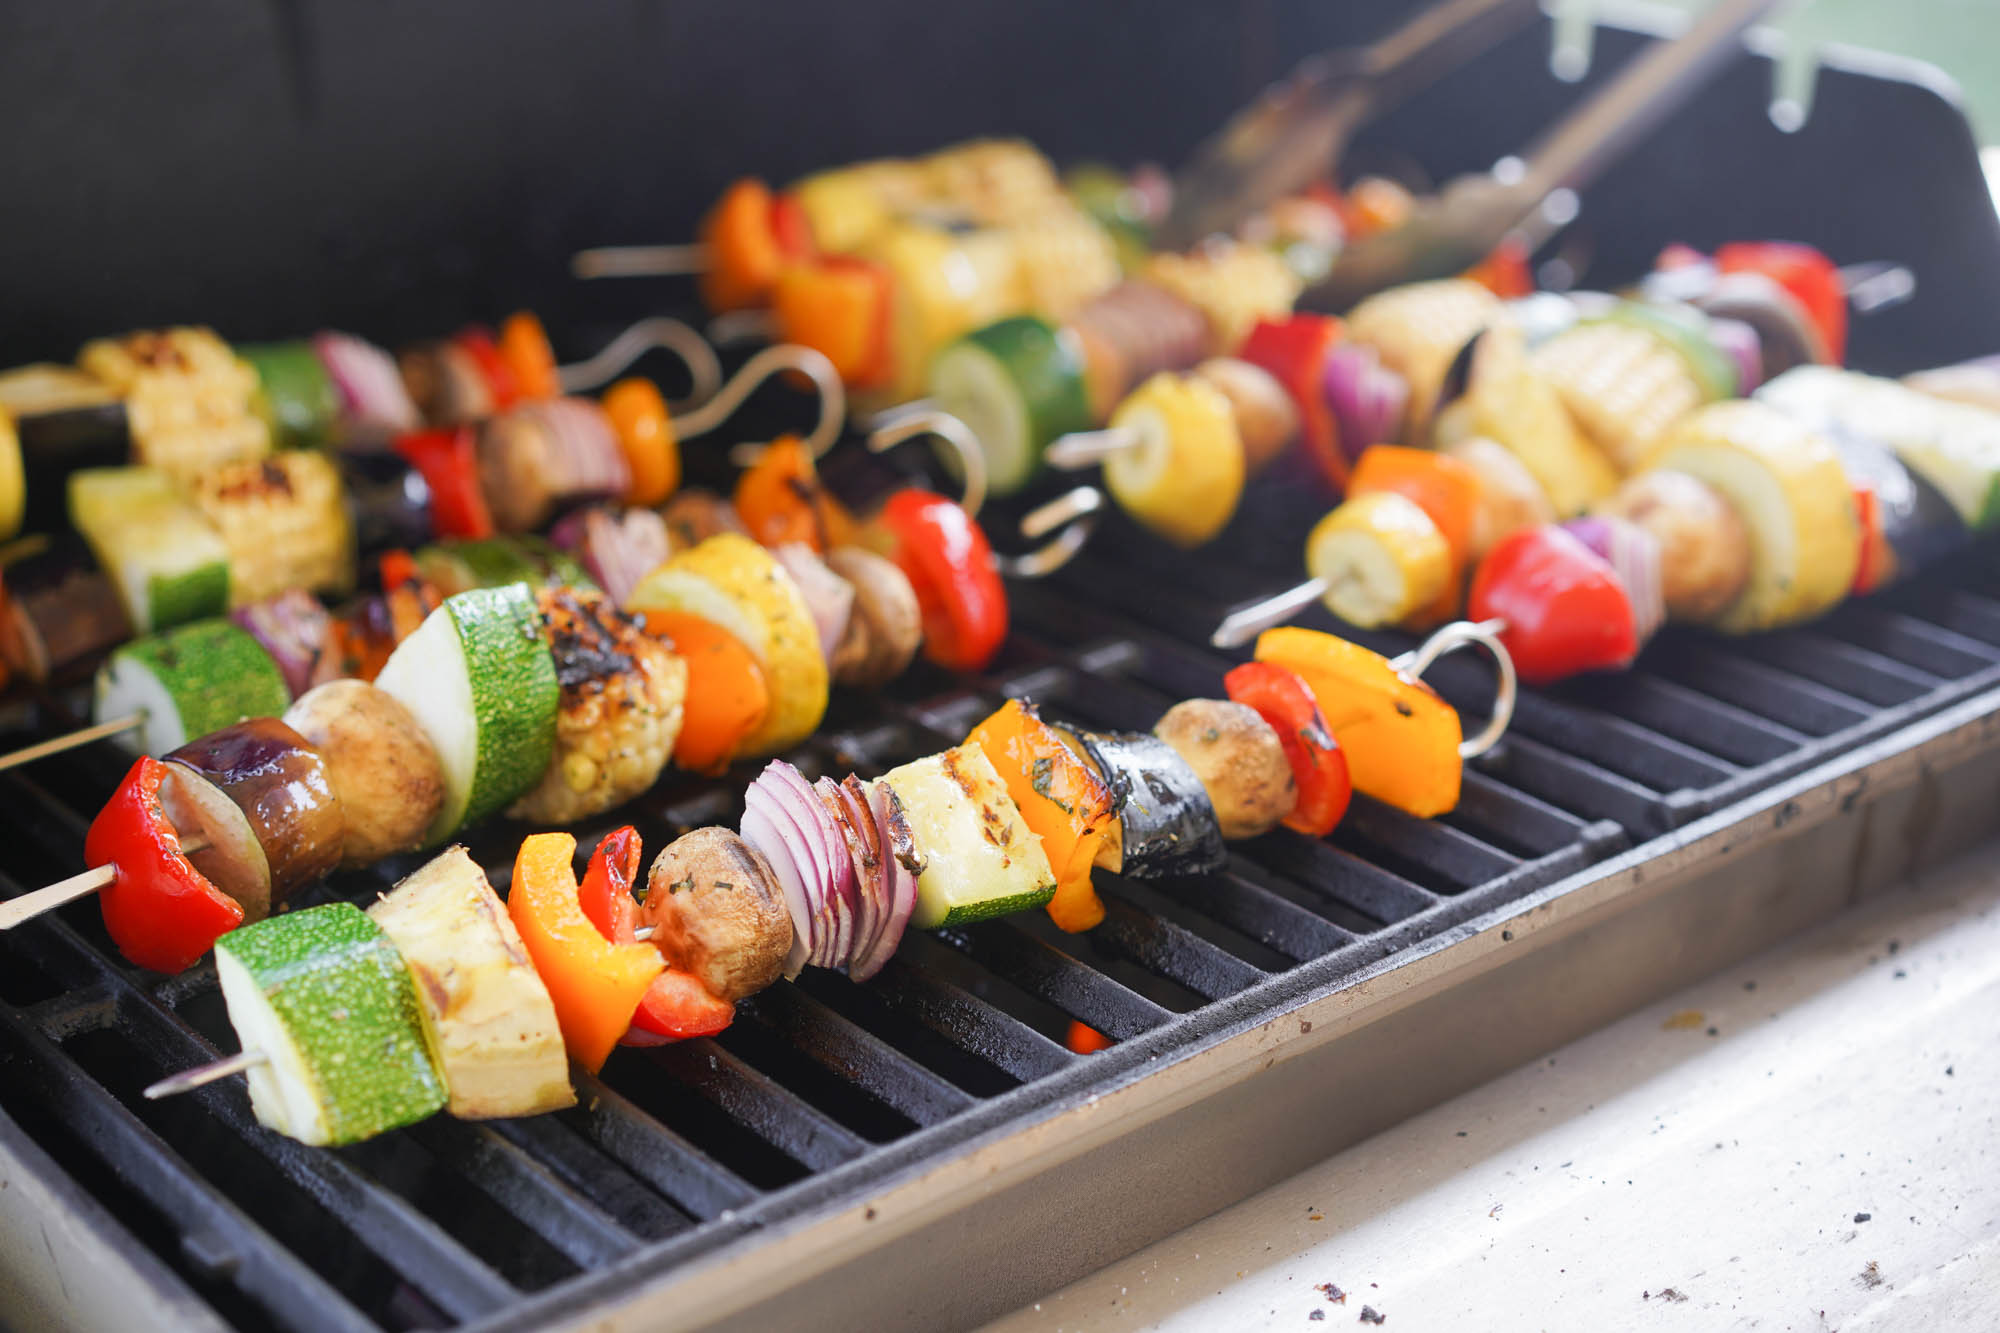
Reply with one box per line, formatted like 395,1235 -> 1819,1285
699,178 -> 786,313
1350,444 -> 1484,626
771,256 -> 892,388
499,312 -> 562,401
1254,626 -> 1463,818
602,377 -> 680,507
732,435 -> 857,551
507,832 -> 664,1074
636,610 -> 770,773
967,698 -> 1117,932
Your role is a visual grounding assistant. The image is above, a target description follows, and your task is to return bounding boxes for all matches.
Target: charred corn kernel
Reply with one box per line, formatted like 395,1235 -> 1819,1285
79,328 -> 270,482
1142,241 -> 1303,355
1104,373 -> 1245,547
862,222 -> 1024,403
1432,323 -> 1619,516
1532,321 -> 1706,472
1344,279 -> 1502,437
1006,211 -> 1122,322
188,450 -> 354,606
921,139 -> 1068,226
1305,491 -> 1453,629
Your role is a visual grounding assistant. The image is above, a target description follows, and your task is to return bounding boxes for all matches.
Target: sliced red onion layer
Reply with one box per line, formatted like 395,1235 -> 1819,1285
313,331 -> 420,434
1321,341 -> 1409,459
766,761 -> 851,967
829,775 -> 886,974
1564,516 -> 1666,644
552,506 -> 673,606
740,791 -> 812,979
519,398 -> 631,506
771,544 -> 855,669
857,780 -> 921,982
1706,316 -> 1763,396
230,589 -> 332,698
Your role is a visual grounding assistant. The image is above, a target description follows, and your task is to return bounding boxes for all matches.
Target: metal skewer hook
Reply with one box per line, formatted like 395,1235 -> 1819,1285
556,317 -> 725,411
144,1048 -> 270,1101
999,486 -> 1106,579
1390,617 -> 1516,760
0,836 -> 210,932
864,408 -> 989,520
1043,427 -> 1141,472
687,343 -> 847,462
571,242 -> 712,281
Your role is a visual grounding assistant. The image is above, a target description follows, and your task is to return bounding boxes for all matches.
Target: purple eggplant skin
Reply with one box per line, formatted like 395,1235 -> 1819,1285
168,718 -> 344,899
1063,726 -> 1226,879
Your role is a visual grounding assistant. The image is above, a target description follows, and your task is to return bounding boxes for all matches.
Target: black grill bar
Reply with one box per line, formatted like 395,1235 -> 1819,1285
1091,895 -> 1269,1000
484,1117 -> 694,1241
736,983 -> 979,1127
935,921 -> 1175,1039
861,951 -> 1079,1083
1646,642 -> 1874,736
1741,631 -> 1940,706
560,1077 -> 759,1221
642,1041 -> 870,1173
1147,865 -> 1357,963
1245,833 -> 1440,925
403,1120 -> 642,1269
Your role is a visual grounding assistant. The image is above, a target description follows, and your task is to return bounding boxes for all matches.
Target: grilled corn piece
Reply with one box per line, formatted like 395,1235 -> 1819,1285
921,138 -> 1069,227
863,221 -> 1025,403
1006,210 -> 1122,323
1142,240 -> 1303,355
1646,399 -> 1860,632
1305,491 -> 1452,629
1531,319 -> 1709,472
1345,279 -> 1502,437
1104,372 -> 1244,547
508,587 -> 686,824
188,450 -> 354,607
78,328 -> 269,482
1433,322 -> 1619,517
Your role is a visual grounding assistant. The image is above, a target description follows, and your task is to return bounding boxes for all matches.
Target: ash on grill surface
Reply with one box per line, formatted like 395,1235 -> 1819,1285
1,529 -> 1996,1331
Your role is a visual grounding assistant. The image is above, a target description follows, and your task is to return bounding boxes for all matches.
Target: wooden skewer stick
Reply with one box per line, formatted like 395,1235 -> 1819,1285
0,712 -> 145,775
143,1048 -> 269,1100
0,836 -> 210,931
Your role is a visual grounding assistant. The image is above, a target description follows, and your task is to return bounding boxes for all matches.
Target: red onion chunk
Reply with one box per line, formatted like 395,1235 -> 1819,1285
758,761 -> 848,968
740,792 -> 814,978
313,331 -> 420,434
771,544 -> 855,670
1563,516 -> 1666,644
1707,316 -> 1763,396
521,398 -> 632,507
230,590 -> 331,698
855,780 -> 921,982
817,776 -> 877,970
830,776 -> 887,972
555,506 -> 673,607
1322,342 -> 1409,458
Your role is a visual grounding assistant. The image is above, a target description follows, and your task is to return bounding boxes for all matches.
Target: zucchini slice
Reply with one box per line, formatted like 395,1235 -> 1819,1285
880,743 -> 1055,930
367,848 -> 574,1120
1647,399 -> 1860,633
214,902 -> 446,1146
929,316 -> 1093,496
94,619 -> 291,755
70,466 -> 230,631
374,583 -> 560,843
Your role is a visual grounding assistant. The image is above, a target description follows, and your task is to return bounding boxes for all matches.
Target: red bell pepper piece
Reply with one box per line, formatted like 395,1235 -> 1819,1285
83,757 -> 245,974
453,327 -> 521,411
1468,526 -> 1639,686
394,427 -> 494,540
1239,314 -> 1346,492
1848,484 -> 1896,596
770,191 -> 816,264
876,489 -> 1008,673
578,827 -> 735,1045
1223,661 -> 1353,837
1463,236 -> 1535,299
1715,241 -> 1847,364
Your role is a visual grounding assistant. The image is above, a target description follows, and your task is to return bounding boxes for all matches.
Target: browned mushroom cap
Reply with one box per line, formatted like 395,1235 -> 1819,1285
639,827 -> 793,1001
824,547 -> 921,690
1154,698 -> 1296,841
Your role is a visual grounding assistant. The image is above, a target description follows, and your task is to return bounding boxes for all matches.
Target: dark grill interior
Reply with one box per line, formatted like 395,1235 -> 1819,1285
2,489 -> 1996,1329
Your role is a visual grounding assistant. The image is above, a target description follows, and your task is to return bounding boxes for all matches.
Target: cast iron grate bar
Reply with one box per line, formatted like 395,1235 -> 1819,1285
1740,631 -> 1940,706
1337,800 -> 1518,892
1647,643 -> 1874,736
934,921 -> 1174,1039
1243,833 -> 1439,925
738,983 -> 978,1127
1824,604 -> 2000,676
641,1040 -> 870,1173
404,1119 -> 641,1269
0,1003 -> 382,1333
1474,733 -> 1690,835
860,951 -> 1079,1081
1090,895 -> 1268,1000
560,1077 -> 760,1221
1446,770 -> 1595,859
1148,865 -> 1357,963
486,1116 -> 695,1241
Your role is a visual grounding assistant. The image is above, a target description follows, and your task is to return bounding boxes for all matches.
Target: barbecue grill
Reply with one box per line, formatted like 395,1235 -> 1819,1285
3,6 -> 2000,1332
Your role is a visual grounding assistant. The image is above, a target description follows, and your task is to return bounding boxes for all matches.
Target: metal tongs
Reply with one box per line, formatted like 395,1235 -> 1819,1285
1160,0 -> 1785,310
1156,0 -> 1545,252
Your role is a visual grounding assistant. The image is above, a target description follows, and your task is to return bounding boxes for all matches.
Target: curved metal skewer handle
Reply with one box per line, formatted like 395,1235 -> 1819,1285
683,343 -> 846,461
556,317 -> 725,411
865,408 -> 989,519
1000,486 -> 1106,579
1390,616 -> 1516,759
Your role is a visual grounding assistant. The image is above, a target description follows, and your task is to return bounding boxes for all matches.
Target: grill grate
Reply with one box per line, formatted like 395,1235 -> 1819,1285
1,513 -> 1995,1330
